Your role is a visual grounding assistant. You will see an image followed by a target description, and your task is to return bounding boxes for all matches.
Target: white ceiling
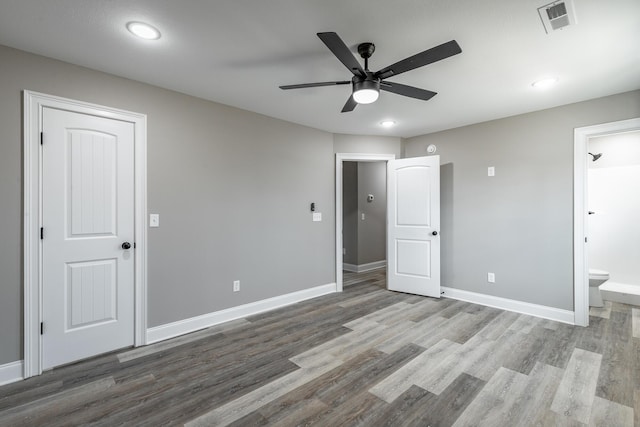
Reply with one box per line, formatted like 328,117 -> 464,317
0,0 -> 638,138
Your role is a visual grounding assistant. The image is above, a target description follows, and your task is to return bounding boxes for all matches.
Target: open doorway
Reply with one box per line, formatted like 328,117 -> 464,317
335,153 -> 395,291
342,161 -> 388,274
573,117 -> 640,326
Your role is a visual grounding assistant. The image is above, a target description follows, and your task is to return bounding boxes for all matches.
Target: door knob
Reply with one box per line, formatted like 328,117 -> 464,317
432,231 -> 438,236
121,242 -> 132,250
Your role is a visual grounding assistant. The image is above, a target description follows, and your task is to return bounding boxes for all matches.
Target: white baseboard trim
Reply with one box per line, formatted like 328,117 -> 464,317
0,360 -> 24,386
342,263 -> 358,272
441,286 -> 575,325
343,260 -> 386,273
147,283 -> 337,344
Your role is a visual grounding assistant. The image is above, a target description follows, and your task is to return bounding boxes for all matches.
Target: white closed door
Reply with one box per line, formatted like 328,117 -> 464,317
42,107 -> 135,369
387,156 -> 441,297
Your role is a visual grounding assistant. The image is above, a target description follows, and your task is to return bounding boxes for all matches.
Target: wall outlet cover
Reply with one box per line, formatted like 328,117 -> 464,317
312,212 -> 322,222
488,272 -> 496,283
149,214 -> 160,227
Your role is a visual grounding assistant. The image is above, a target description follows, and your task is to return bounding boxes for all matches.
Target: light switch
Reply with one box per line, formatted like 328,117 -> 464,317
361,213 -> 365,220
312,212 -> 322,222
149,214 -> 160,227
488,167 -> 495,177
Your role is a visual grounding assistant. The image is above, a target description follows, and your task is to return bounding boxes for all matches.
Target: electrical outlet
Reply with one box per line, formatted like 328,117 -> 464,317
233,280 -> 240,292
487,272 -> 495,283
488,167 -> 495,177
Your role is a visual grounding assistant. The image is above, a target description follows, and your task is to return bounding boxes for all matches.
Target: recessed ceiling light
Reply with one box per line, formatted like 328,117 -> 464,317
531,77 -> 558,89
380,120 -> 396,128
126,22 -> 161,40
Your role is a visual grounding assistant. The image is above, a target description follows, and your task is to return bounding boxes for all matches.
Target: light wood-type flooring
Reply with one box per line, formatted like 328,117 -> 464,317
1,269 -> 639,426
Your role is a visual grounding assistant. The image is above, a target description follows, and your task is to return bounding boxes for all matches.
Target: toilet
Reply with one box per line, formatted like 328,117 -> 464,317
589,269 -> 609,307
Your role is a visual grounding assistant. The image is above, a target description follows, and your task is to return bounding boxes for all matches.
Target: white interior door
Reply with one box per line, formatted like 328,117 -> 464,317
42,107 -> 135,369
387,156 -> 440,297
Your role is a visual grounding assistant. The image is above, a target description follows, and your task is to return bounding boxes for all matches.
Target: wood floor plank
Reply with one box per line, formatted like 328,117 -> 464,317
596,310 -> 635,407
50,374 -> 157,426
375,314 -> 448,354
476,309 -> 520,340
183,359 -> 342,427
634,389 -> 640,427
550,348 -> 602,424
590,301 -> 612,320
496,362 -> 563,426
588,396 -> 633,426
508,313 -> 542,334
117,318 -> 250,363
369,339 -> 460,403
632,308 -> 640,338
452,367 -> 530,427
259,398 -> 327,427
0,377 -> 116,426
417,334 -> 494,395
402,373 -> 486,427
411,311 -> 476,349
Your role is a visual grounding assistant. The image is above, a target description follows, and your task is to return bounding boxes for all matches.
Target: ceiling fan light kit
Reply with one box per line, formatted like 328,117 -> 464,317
352,78 -> 380,104
280,32 -> 462,112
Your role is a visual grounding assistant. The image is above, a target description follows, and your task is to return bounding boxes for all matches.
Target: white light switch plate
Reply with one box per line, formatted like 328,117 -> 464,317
488,167 -> 495,177
312,212 -> 322,222
149,214 -> 160,227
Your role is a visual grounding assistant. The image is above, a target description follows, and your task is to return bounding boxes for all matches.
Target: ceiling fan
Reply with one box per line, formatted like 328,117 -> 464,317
280,32 -> 462,112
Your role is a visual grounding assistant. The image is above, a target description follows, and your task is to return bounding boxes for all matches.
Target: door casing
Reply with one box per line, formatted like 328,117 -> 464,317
573,117 -> 640,327
335,153 -> 395,291
23,91 -> 148,377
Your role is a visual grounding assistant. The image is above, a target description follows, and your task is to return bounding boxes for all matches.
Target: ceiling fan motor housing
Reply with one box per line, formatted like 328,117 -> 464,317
352,72 -> 380,93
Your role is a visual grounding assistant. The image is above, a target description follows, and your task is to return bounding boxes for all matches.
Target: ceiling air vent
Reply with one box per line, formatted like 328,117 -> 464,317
538,0 -> 577,34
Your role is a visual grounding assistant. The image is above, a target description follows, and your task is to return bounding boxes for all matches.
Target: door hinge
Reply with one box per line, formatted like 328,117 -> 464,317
40,132 -> 43,145
40,322 -> 44,335
40,227 -> 44,240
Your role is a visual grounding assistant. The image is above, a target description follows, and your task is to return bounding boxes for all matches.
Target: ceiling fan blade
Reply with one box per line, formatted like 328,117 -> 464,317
341,95 -> 357,113
380,81 -> 437,101
280,81 -> 351,90
317,32 -> 365,77
375,40 -> 462,80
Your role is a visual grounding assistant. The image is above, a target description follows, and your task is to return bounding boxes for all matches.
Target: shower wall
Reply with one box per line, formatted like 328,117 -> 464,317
588,130 -> 640,286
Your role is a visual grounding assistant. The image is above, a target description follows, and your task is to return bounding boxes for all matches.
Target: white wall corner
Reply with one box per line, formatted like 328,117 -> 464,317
0,360 -> 24,386
441,286 -> 575,325
146,283 -> 337,344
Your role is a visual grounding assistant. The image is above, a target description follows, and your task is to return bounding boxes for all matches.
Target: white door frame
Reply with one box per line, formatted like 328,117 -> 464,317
573,117 -> 640,327
335,153 -> 395,291
23,91 -> 148,377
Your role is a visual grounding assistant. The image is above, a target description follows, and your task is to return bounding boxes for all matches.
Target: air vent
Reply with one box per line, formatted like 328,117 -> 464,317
538,0 -> 577,34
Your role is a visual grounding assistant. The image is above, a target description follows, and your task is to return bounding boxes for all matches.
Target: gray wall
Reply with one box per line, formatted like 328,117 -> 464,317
357,162 -> 387,265
404,90 -> 640,310
341,161 -> 387,267
0,45 -> 336,365
342,162 -> 358,265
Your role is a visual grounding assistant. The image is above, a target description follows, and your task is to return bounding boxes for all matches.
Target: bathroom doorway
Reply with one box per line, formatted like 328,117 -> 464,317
574,117 -> 640,326
587,130 -> 640,304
